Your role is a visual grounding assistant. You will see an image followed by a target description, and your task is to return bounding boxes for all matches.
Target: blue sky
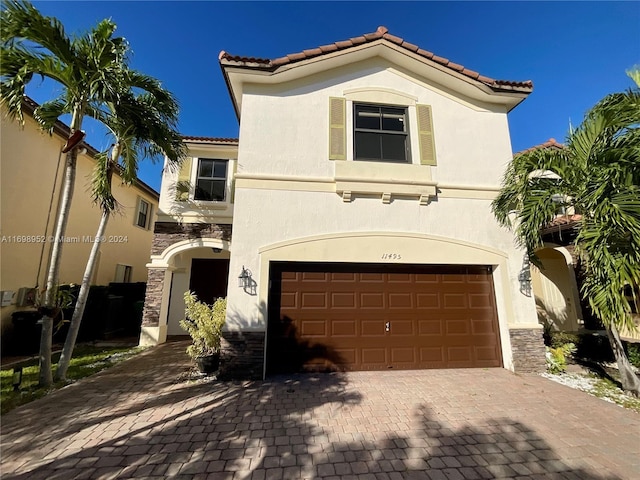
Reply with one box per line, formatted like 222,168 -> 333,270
26,1 -> 640,192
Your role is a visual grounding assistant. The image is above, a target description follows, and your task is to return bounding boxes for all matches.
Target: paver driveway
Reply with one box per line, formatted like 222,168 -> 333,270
1,341 -> 638,480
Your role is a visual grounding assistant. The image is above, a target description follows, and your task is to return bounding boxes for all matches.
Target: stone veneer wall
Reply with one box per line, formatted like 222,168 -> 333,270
141,222 -> 232,328
219,332 -> 265,380
509,328 -> 546,373
150,222 -> 232,256
141,269 -> 165,328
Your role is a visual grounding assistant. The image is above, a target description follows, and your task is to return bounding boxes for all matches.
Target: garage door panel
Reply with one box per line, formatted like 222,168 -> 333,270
300,320 -> 327,337
331,292 -> 356,308
390,347 -> 415,364
331,320 -> 357,336
415,273 -> 440,283
389,293 -> 413,308
417,293 -> 440,309
360,273 -> 384,282
443,293 -> 468,309
476,346 -> 500,361
362,320 -> 386,336
388,273 -> 412,283
418,319 -> 443,336
331,272 -> 357,282
389,319 -> 414,335
446,319 -> 471,336
469,293 -> 492,308
267,263 -> 502,373
301,292 -> 327,308
281,292 -> 297,308
361,348 -> 387,365
361,293 -> 384,308
447,346 -> 473,363
334,348 -> 357,365
420,346 -> 445,363
302,272 -> 328,281
472,319 -> 498,334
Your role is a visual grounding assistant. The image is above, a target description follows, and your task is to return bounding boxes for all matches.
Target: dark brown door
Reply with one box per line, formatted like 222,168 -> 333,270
189,259 -> 230,305
267,262 -> 501,374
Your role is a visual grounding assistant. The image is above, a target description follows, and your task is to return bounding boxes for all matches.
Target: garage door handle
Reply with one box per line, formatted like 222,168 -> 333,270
385,322 -> 390,332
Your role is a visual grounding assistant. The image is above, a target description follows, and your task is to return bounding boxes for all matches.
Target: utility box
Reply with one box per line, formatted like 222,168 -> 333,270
16,287 -> 37,307
1,291 -> 14,306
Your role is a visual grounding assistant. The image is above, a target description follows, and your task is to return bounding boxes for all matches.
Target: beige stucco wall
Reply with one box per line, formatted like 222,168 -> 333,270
0,111 -> 158,337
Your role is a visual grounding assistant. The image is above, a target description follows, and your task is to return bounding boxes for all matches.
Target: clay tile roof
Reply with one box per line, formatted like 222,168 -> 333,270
401,41 -> 419,53
382,32 -> 403,45
516,138 -> 565,156
541,214 -> 583,234
182,136 -> 239,144
220,26 -> 533,93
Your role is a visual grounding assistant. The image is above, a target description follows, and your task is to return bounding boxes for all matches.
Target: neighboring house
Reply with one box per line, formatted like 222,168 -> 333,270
527,141 -> 640,341
141,26 -> 544,378
0,98 -> 159,346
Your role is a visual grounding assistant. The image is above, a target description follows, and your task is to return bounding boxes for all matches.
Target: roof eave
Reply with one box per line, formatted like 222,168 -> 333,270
220,41 -> 531,114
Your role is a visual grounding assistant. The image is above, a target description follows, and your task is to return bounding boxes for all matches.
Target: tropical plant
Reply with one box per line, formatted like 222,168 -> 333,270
0,0 -> 134,386
180,292 -> 226,360
492,70 -> 640,395
546,343 -> 577,374
53,74 -> 187,381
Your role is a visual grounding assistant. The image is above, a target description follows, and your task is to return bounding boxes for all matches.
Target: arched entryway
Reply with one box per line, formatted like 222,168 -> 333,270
530,246 -> 583,332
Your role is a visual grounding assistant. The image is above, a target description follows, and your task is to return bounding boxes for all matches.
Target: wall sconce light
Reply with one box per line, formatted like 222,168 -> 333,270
238,266 -> 252,289
12,366 -> 23,391
211,248 -> 222,254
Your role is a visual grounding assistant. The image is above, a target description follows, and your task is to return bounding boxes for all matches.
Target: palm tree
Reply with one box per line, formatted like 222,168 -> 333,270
492,71 -> 640,396
53,77 -> 186,381
2,0 -> 143,386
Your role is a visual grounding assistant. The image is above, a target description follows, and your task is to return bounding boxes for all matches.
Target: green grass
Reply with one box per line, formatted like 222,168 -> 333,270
1,345 -> 144,415
588,375 -> 640,413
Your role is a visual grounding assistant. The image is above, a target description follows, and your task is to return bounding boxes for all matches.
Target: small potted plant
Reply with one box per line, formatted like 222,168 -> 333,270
180,291 -> 226,373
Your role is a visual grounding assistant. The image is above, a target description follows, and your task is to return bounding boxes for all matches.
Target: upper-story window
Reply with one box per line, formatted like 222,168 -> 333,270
136,198 -> 150,228
353,103 -> 409,163
195,159 -> 228,201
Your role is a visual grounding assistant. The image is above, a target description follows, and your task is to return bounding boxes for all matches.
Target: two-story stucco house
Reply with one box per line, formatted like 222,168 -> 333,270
140,26 -> 545,379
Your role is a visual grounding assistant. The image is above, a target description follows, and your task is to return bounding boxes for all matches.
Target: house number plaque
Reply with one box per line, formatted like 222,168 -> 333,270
381,253 -> 402,260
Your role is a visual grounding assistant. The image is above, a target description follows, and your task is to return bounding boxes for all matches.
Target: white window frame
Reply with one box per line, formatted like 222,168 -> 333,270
135,197 -> 152,229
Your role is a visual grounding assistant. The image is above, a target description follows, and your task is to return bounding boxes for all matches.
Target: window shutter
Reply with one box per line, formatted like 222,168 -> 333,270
416,104 -> 436,166
230,160 -> 238,204
175,157 -> 192,201
329,97 -> 346,160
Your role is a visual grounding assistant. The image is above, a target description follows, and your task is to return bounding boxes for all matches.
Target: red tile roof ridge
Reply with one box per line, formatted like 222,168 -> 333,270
219,26 -> 533,92
516,138 -> 565,156
543,213 -> 583,231
182,135 -> 239,143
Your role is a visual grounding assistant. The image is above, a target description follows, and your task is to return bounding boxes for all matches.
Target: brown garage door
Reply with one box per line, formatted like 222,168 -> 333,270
267,262 -> 502,374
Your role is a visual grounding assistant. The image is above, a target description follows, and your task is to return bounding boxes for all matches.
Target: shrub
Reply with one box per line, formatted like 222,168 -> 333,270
627,343 -> 640,369
546,343 -> 576,373
179,292 -> 226,359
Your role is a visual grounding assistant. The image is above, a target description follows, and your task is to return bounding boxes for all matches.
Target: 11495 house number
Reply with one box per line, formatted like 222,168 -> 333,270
381,253 -> 402,260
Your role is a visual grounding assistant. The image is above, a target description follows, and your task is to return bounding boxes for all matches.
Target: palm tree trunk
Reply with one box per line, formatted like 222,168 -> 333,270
54,210 -> 109,381
38,109 -> 83,387
604,322 -> 640,396
39,146 -> 78,386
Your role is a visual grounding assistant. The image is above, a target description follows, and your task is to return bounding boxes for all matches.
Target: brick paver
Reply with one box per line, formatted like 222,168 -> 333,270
1,341 -> 638,479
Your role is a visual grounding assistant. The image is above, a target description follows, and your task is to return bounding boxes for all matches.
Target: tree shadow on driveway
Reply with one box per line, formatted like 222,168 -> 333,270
2,364 -> 633,479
